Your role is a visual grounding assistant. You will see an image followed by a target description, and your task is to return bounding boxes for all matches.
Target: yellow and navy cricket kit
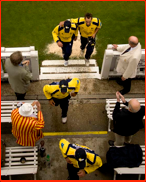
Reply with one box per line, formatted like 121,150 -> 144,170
43,78 -> 80,100
59,139 -> 102,174
70,17 -> 102,38
52,23 -> 78,43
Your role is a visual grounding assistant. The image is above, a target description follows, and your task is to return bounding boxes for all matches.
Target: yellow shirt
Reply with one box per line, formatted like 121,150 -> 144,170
52,23 -> 78,43
71,17 -> 102,38
43,78 -> 80,99
59,139 -> 102,174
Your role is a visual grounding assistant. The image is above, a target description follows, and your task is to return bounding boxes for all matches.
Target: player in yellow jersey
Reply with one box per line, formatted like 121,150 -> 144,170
59,13 -> 102,66
52,20 -> 78,66
43,78 -> 80,123
59,139 -> 102,180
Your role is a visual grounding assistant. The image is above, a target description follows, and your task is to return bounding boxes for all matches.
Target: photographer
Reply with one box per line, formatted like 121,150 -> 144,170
5,51 -> 32,100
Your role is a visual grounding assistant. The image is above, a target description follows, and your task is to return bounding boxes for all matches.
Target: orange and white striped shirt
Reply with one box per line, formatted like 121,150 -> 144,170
11,108 -> 44,146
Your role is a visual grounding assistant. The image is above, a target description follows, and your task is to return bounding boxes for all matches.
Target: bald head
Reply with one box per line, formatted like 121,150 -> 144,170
128,36 -> 139,47
128,99 -> 140,113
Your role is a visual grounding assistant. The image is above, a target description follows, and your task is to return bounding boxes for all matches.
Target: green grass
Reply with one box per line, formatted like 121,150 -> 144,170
1,1 -> 145,69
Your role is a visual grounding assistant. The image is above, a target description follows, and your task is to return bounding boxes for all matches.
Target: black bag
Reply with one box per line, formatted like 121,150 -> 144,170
1,140 -> 6,167
106,144 -> 143,168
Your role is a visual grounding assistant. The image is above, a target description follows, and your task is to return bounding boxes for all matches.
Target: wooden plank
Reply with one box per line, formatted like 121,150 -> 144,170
1,114 -> 11,117
1,106 -> 17,109
6,148 -> 38,152
5,157 -> 38,161
40,67 -> 99,74
4,46 -> 35,52
114,167 -> 145,174
5,152 -> 37,157
6,146 -> 38,149
1,167 -> 37,175
1,110 -> 13,113
106,99 -> 145,103
42,59 -> 96,66
1,100 -> 36,103
5,161 -> 38,166
40,73 -> 101,79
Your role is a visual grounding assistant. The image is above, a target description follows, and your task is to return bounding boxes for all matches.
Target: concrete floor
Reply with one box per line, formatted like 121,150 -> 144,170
1,78 -> 145,180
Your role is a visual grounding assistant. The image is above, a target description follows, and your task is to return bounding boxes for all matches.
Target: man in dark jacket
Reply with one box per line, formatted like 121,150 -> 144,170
108,91 -> 145,146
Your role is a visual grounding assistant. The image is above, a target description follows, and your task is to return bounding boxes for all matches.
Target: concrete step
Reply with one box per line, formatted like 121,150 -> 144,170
39,73 -> 101,79
42,59 -> 97,66
40,59 -> 101,80
40,67 -> 99,74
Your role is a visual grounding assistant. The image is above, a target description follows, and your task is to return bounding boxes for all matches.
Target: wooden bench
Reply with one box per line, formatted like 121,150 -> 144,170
1,146 -> 38,180
105,98 -> 145,132
1,100 -> 38,123
113,145 -> 145,180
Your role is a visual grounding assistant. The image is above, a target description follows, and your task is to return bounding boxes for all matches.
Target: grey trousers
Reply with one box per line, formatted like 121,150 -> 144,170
114,133 -> 133,146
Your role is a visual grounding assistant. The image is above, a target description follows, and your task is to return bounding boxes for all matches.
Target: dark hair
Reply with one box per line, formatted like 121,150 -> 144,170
10,51 -> 23,66
85,13 -> 93,19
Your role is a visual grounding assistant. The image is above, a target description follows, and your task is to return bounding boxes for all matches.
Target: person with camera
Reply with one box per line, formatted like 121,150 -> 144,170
43,78 -> 80,123
59,13 -> 102,66
5,51 -> 32,100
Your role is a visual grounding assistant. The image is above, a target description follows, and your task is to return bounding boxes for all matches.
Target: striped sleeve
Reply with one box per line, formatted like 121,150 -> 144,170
33,111 -> 45,130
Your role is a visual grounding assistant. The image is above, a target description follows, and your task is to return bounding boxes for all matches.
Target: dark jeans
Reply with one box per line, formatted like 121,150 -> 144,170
67,163 -> 80,180
80,36 -> 94,59
15,92 -> 26,100
52,95 -> 71,117
61,41 -> 73,61
116,78 -> 132,95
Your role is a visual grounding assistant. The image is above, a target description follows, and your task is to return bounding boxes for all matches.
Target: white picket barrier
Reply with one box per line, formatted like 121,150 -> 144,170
1,146 -> 38,180
1,46 -> 39,81
101,44 -> 145,79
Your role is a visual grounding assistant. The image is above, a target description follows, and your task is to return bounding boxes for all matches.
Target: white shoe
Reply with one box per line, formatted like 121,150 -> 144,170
62,117 -> 67,123
85,59 -> 89,66
80,49 -> 85,57
64,61 -> 68,66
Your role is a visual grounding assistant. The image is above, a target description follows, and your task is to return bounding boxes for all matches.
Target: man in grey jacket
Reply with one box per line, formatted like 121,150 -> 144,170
113,36 -> 141,95
5,51 -> 32,100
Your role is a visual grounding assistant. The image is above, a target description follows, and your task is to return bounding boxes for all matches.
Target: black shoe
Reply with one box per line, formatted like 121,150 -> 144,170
108,140 -> 115,146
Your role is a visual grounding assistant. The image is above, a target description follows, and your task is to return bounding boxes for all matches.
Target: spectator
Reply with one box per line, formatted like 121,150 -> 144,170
112,36 -> 142,95
108,91 -> 145,146
5,51 -> 32,100
11,101 -> 45,146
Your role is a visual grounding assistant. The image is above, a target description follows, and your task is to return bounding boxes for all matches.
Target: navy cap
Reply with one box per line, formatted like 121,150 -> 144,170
59,80 -> 68,93
64,21 -> 71,33
75,148 -> 86,169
